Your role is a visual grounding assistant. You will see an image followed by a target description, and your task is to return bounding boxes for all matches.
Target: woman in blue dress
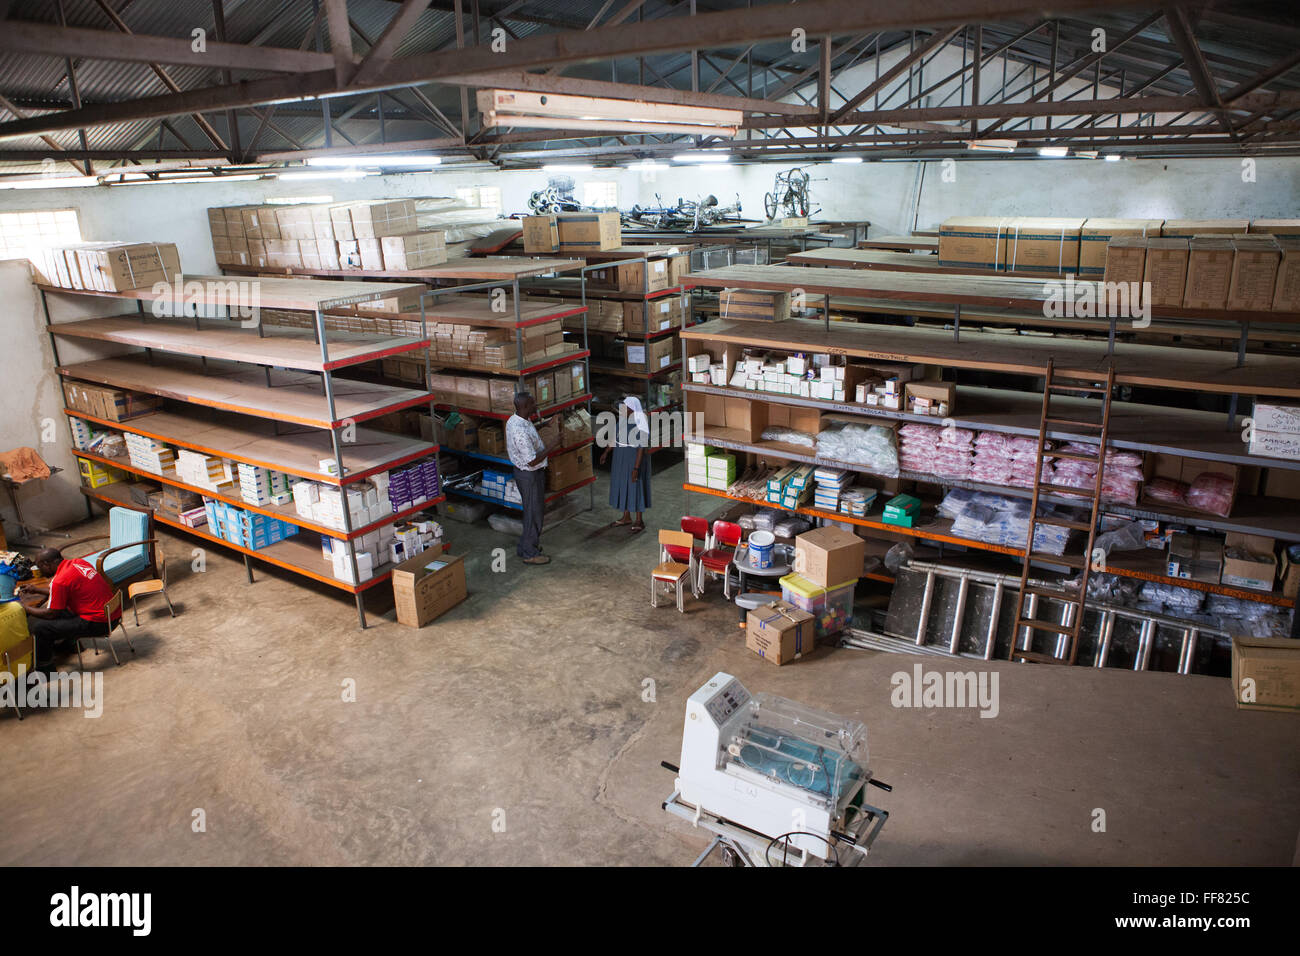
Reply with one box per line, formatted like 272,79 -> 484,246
600,395 -> 652,532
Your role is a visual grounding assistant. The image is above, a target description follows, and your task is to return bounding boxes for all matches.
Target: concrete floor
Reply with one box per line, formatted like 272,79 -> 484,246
2,460 -> 1297,866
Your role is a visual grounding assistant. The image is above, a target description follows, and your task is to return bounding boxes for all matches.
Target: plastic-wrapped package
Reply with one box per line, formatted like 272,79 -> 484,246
897,422 -> 974,480
973,430 -> 1050,488
1093,520 -> 1146,554
1047,441 -> 1142,505
816,423 -> 899,476
1186,472 -> 1234,517
883,541 -> 915,575
772,516 -> 812,537
751,510 -> 777,531
1143,476 -> 1188,507
761,426 -> 816,449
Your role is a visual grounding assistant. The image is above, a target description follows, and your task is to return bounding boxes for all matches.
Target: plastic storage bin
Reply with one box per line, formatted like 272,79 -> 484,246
779,572 -> 857,639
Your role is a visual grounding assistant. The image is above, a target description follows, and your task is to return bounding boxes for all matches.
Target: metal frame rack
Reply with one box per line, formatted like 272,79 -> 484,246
40,274 -> 440,628
420,278 -> 597,513
676,268 -> 1300,647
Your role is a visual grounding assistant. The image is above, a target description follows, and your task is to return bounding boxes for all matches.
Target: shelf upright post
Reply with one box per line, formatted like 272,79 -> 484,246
314,305 -> 365,628
953,303 -> 961,342
1225,322 -> 1249,430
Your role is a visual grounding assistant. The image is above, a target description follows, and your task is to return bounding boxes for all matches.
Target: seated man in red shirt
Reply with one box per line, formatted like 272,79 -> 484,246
19,548 -> 119,671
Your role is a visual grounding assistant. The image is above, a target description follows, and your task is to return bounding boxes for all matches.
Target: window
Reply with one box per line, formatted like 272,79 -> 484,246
0,208 -> 81,261
456,186 -> 502,213
582,181 -> 618,209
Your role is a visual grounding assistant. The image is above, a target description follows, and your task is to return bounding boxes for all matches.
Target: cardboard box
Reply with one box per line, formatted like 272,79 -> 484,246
71,242 -> 181,291
1220,532 -> 1277,591
718,288 -> 790,322
350,199 -> 417,239
623,296 -> 684,334
588,258 -> 670,293
1249,219 -> 1300,240
794,526 -> 866,587
1078,218 -> 1163,276
1271,239 -> 1300,312
693,393 -> 767,442
392,551 -> 466,627
381,230 -> 447,270
746,600 -> 816,665
330,203 -> 360,241
1143,238 -> 1189,308
1231,636 -> 1300,713
1166,531 -> 1223,583
1161,219 -> 1249,236
938,216 -> 1010,271
1144,453 -> 1238,516
665,253 -> 690,287
547,445 -> 593,491
1183,236 -> 1236,309
1102,236 -> 1148,288
624,336 -> 675,373
1227,236 -> 1282,311
478,424 -> 506,457
239,206 -> 280,240
1004,216 -> 1085,274
1281,549 -> 1300,600
274,204 -> 314,240
905,381 -> 956,416
556,211 -> 620,251
521,215 -> 560,253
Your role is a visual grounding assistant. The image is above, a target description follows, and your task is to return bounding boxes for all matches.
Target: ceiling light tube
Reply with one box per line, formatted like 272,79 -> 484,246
306,154 -> 440,167
1038,146 -> 1070,158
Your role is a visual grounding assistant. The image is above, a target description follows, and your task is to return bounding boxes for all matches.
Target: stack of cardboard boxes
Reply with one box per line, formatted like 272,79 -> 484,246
62,380 -> 162,422
428,317 -> 570,370
208,200 -> 447,275
429,363 -> 587,415
32,241 -> 181,292
521,212 -> 621,254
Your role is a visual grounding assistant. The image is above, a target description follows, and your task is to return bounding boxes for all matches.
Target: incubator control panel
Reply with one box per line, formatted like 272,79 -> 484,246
703,677 -> 750,726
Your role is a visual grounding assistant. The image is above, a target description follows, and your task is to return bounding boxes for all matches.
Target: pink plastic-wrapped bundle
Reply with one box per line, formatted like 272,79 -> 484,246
899,423 -> 973,479
1143,476 -> 1188,507
1186,472 -> 1234,517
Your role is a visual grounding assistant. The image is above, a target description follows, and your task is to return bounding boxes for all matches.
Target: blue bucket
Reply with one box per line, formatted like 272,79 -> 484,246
749,530 -> 775,569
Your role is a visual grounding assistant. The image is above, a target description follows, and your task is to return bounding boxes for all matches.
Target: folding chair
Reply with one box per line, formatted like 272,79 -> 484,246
75,591 -> 133,668
651,530 -> 696,613
662,517 -> 708,596
697,520 -> 743,599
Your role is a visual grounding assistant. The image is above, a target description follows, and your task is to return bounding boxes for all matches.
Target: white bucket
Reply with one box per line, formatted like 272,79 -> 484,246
749,530 -> 775,569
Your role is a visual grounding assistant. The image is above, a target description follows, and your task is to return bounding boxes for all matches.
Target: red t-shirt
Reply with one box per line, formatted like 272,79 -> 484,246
47,558 -> 119,623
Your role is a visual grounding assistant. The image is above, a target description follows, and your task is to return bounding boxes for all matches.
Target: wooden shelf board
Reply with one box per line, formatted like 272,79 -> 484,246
684,264 -> 1300,324
687,426 -> 1300,541
40,274 -> 426,311
50,314 -> 427,371
417,294 -> 587,328
59,354 -> 432,428
679,316 -> 1300,398
80,482 -> 397,594
431,346 -> 589,377
683,484 -> 1295,607
520,277 -> 688,301
681,382 -> 1300,472
856,235 -> 940,251
72,447 -> 441,539
65,408 -> 434,485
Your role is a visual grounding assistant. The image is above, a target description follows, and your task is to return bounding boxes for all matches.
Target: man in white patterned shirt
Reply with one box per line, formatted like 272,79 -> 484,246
506,391 -> 558,565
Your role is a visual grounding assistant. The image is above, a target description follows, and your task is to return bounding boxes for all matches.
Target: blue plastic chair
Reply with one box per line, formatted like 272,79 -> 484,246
68,506 -> 158,588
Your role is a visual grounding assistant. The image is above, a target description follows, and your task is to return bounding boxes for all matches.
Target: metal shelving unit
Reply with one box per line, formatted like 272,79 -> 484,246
40,274 -> 441,628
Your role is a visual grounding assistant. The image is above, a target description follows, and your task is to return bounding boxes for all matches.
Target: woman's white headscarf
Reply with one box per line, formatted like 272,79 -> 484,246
624,395 -> 651,436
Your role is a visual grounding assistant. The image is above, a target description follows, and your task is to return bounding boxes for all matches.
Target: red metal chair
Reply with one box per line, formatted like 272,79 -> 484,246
697,520 -> 743,598
663,517 -> 708,592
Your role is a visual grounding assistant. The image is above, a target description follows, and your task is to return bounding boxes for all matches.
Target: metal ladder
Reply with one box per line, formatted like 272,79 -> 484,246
1010,360 -> 1116,666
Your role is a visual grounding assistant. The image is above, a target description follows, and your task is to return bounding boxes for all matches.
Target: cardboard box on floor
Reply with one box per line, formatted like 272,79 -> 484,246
1231,636 -> 1300,713
746,600 -> 816,665
794,526 -> 866,587
392,551 -> 467,627
1079,218 -> 1164,276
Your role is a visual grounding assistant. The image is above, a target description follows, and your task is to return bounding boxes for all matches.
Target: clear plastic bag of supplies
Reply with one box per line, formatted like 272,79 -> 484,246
760,426 -> 816,449
816,423 -> 898,476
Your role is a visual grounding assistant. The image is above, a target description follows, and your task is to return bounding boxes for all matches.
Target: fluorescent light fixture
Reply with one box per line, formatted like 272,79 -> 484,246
0,175 -> 100,189
478,88 -> 740,137
541,164 -> 593,172
109,173 -> 266,185
966,139 -> 1018,152
830,156 -> 864,164
1104,154 -> 1122,162
628,160 -> 669,170
306,154 -> 440,168
1038,146 -> 1070,158
1075,150 -> 1099,159
672,153 -> 731,163
276,168 -> 377,181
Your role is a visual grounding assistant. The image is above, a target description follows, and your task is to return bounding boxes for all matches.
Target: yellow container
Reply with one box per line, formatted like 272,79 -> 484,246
0,602 -> 34,677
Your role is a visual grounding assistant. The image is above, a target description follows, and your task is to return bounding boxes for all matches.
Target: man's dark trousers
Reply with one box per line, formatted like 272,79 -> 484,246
28,610 -> 101,669
513,466 -> 547,558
